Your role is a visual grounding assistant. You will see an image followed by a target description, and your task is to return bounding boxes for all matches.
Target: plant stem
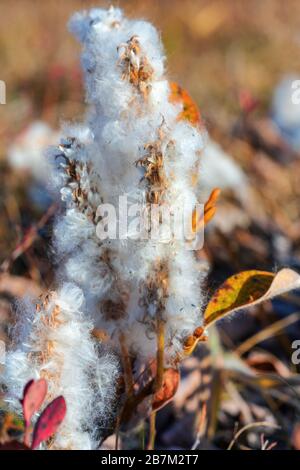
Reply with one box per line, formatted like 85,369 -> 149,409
147,412 -> 156,450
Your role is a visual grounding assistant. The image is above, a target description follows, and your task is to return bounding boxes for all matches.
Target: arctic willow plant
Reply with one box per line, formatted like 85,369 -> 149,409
2,7 -> 207,449
3,6 -> 300,451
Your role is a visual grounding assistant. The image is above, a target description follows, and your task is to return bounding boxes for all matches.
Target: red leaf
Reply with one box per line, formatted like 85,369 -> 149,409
0,440 -> 30,451
21,379 -> 48,427
22,380 -> 34,398
31,396 -> 66,449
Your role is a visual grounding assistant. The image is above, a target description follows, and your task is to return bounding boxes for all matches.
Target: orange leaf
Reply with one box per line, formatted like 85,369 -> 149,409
192,188 -> 221,232
169,82 -> 202,126
152,368 -> 180,411
204,268 -> 300,327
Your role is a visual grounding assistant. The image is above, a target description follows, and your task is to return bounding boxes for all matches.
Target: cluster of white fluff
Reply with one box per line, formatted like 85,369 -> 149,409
8,121 -> 58,182
3,6 -> 210,449
53,6 -> 208,361
201,139 -> 247,199
3,283 -> 119,449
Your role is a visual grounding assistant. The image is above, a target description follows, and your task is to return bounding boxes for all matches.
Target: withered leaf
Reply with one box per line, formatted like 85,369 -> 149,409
152,368 -> 180,411
204,268 -> 300,327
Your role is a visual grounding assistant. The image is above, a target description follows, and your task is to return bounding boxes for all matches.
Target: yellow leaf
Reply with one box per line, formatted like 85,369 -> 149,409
204,268 -> 300,327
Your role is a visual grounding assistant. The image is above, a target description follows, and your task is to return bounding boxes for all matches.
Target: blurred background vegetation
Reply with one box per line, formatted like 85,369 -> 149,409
1,0 -> 300,141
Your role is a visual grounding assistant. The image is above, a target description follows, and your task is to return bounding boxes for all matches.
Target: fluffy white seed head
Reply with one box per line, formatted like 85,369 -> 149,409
4,6 -> 209,449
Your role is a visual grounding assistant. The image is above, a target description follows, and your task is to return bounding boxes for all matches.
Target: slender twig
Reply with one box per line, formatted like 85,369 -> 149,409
119,319 -> 165,426
192,402 -> 207,450
227,421 -> 280,450
115,415 -> 120,450
235,312 -> 300,356
1,202 -> 57,272
119,332 -> 134,398
153,318 -> 165,392
147,412 -> 156,450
